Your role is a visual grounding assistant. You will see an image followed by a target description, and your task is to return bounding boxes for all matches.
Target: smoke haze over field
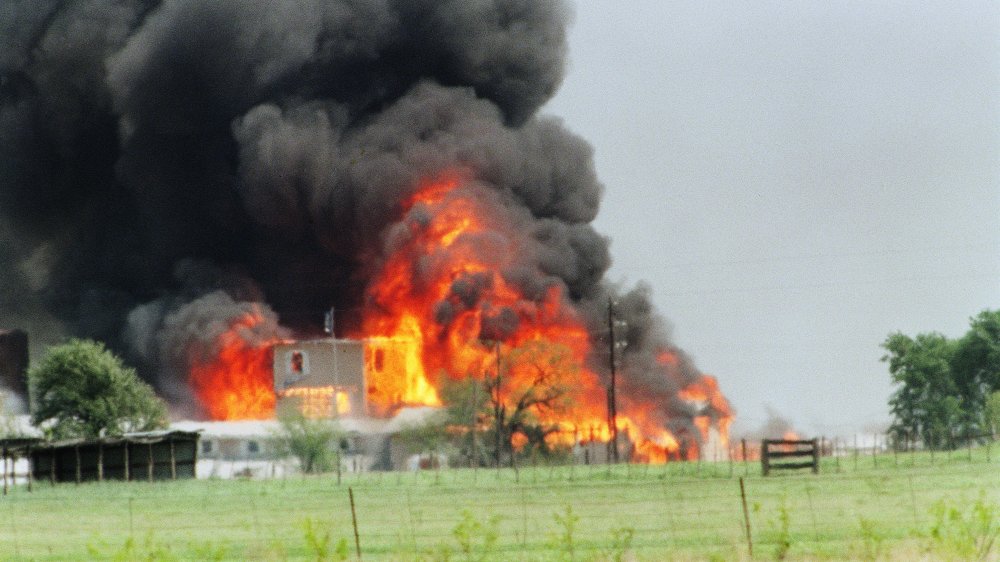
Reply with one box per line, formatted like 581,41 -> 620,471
0,0 -> 728,436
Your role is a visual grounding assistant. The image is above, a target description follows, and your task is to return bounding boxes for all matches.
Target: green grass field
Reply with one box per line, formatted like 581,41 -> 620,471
0,446 -> 997,561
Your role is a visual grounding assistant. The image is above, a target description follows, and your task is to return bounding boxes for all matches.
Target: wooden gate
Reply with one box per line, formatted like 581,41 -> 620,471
761,438 -> 819,476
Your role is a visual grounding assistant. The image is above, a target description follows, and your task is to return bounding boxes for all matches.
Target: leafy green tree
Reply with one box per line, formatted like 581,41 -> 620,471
29,339 -> 167,439
951,310 -> 1000,433
395,410 -> 451,469
272,410 -> 342,473
440,374 -> 490,467
883,332 -> 960,449
884,310 -> 1000,448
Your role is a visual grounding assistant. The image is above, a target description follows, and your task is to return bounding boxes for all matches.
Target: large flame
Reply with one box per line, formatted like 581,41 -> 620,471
185,174 -> 733,461
188,308 -> 280,420
357,175 -> 733,461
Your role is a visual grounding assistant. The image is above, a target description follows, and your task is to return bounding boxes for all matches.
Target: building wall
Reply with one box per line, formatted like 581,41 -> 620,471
194,429 -> 386,476
273,339 -> 366,416
198,436 -> 273,461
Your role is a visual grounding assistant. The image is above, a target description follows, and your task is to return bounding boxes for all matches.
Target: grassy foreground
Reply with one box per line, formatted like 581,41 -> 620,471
0,447 -> 997,561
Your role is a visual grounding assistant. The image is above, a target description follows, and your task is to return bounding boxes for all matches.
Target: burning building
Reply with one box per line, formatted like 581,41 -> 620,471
272,338 -> 365,418
0,1 -> 732,462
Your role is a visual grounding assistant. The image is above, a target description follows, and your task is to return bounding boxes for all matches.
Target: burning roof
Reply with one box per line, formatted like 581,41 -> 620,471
0,1 -> 731,461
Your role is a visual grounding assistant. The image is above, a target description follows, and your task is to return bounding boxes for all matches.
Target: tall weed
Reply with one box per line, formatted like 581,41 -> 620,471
451,509 -> 500,562
855,517 -> 885,561
550,504 -> 580,561
301,517 -> 349,561
927,492 -> 999,561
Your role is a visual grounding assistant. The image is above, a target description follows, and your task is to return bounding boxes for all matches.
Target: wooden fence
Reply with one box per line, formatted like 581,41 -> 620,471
761,438 -> 819,476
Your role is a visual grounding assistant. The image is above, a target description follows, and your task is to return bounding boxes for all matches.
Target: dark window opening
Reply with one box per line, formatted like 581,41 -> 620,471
291,351 -> 304,373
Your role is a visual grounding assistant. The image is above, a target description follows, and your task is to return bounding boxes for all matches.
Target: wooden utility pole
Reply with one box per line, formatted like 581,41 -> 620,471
471,372 -> 479,475
493,340 -> 504,471
607,299 -> 620,464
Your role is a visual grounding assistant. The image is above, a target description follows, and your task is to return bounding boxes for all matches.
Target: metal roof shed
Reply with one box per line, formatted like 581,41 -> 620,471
29,430 -> 200,484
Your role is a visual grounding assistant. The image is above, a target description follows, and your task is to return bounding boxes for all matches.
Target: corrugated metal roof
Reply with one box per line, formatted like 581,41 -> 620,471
31,430 -> 200,449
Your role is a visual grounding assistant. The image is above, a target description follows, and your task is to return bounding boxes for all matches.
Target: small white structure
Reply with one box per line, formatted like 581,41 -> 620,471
170,406 -> 444,478
0,415 -> 42,485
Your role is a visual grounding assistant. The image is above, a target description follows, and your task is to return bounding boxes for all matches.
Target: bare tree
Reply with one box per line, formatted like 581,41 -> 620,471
483,340 -> 580,466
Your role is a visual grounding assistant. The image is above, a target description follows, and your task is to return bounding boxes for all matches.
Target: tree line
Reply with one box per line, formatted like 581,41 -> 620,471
883,309 -> 1000,449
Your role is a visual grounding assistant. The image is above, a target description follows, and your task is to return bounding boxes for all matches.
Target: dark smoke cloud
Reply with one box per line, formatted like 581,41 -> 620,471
0,0 -> 730,432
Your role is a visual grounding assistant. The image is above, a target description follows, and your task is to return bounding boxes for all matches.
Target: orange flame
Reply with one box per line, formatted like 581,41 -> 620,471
355,174 -> 732,462
185,173 -> 735,460
358,176 -> 605,427
188,308 -> 280,420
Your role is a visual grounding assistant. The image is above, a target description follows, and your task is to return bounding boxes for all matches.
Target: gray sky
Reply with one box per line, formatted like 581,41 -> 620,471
544,1 -> 1000,436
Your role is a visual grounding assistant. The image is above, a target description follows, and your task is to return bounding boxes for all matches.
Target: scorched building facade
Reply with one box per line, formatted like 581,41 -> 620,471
272,338 -> 366,418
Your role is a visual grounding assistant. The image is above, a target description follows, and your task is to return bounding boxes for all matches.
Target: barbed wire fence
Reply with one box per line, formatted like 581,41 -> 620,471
0,434 -> 996,560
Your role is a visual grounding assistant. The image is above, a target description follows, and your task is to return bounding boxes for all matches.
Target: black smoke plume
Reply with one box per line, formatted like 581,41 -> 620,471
0,0 -> 730,434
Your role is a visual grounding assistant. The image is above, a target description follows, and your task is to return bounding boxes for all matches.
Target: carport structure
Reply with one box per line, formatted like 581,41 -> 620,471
27,430 -> 200,484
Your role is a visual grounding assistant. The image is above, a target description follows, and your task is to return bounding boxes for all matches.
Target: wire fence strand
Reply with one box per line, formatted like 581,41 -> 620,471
0,438 -> 996,560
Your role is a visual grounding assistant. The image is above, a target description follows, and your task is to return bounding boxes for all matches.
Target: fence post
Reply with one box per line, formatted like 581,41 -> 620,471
910,433 -> 916,467
893,434 -> 898,467
805,484 -> 819,541
349,487 -> 362,562
739,477 -> 753,558
169,438 -> 176,480
761,441 -> 770,477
